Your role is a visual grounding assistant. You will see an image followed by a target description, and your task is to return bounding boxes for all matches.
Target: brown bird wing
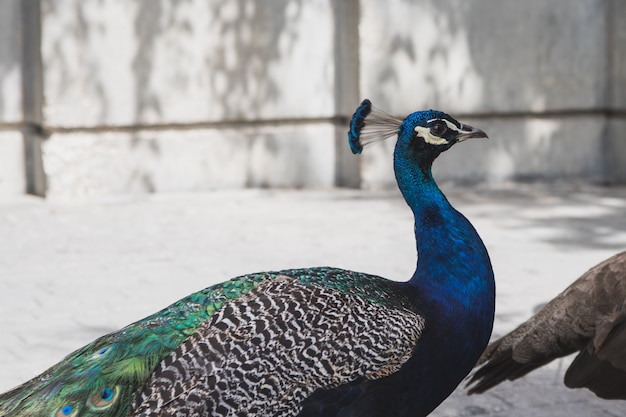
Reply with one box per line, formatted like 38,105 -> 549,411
564,311 -> 626,399
467,251 -> 626,396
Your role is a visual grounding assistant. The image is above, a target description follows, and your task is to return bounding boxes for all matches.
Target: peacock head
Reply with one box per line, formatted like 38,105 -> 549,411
348,99 -> 488,166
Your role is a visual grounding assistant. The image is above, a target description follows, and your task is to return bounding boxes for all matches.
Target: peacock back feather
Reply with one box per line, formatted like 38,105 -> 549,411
0,267 -> 417,417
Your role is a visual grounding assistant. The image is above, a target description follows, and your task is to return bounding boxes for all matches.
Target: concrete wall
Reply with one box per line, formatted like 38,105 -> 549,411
0,0 -> 45,197
39,0 -> 352,197
360,0 -> 624,188
0,0 -> 624,196
0,1 -> 27,196
606,0 -> 626,183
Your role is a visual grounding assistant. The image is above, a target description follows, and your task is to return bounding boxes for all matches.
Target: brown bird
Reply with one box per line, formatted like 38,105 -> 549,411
467,250 -> 626,400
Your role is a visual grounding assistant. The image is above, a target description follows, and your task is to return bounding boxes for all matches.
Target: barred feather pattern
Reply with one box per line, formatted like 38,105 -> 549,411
0,268 -> 418,417
131,276 -> 425,417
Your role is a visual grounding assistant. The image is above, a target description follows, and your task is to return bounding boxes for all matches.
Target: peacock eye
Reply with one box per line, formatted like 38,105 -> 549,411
88,387 -> 118,409
90,345 -> 111,360
55,404 -> 76,417
429,121 -> 447,136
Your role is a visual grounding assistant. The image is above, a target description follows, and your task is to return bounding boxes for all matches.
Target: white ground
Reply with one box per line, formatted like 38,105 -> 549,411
1,183 -> 625,416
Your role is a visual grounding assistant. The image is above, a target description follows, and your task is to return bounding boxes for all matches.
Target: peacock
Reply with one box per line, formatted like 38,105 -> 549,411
467,250 -> 626,400
0,99 -> 495,417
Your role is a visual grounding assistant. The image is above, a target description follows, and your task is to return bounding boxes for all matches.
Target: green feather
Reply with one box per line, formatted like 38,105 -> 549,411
0,267 -> 409,417
0,272 -> 270,417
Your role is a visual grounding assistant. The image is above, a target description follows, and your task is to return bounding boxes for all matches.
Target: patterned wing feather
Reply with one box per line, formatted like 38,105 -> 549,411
0,272 -> 272,417
132,276 -> 425,417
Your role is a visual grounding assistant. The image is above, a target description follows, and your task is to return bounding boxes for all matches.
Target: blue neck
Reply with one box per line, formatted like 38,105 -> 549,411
393,145 -> 494,304
393,143 -> 495,416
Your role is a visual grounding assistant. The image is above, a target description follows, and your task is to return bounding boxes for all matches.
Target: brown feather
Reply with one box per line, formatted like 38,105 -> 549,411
467,251 -> 626,399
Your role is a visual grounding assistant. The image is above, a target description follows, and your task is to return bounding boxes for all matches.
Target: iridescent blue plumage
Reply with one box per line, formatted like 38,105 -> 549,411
0,100 -> 494,417
299,101 -> 495,417
348,99 -> 402,154
348,99 -> 372,154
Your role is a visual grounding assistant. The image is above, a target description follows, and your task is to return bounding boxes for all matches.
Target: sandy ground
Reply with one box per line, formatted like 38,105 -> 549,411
0,183 -> 625,415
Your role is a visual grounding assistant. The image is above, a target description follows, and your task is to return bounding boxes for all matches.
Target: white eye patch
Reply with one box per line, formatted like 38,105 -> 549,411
413,119 -> 465,145
414,125 -> 449,145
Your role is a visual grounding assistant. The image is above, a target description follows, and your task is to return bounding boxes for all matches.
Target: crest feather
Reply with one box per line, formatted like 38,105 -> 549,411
348,99 -> 402,154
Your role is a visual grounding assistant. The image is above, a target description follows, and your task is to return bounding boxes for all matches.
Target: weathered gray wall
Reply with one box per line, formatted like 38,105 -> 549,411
0,0 -> 624,197
606,0 -> 626,183
360,0 -> 624,188
0,0 -> 42,196
41,0 -> 345,197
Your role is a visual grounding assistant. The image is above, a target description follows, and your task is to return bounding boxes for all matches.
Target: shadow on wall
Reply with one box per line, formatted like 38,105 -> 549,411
462,1 -> 607,183
42,0 -> 327,195
131,0 -> 304,122
203,0 -> 304,119
0,0 -> 22,121
362,0 -> 607,187
44,0 -> 306,126
44,0 -> 110,123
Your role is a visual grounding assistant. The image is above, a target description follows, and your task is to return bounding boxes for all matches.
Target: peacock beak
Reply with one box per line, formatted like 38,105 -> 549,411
456,123 -> 489,142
